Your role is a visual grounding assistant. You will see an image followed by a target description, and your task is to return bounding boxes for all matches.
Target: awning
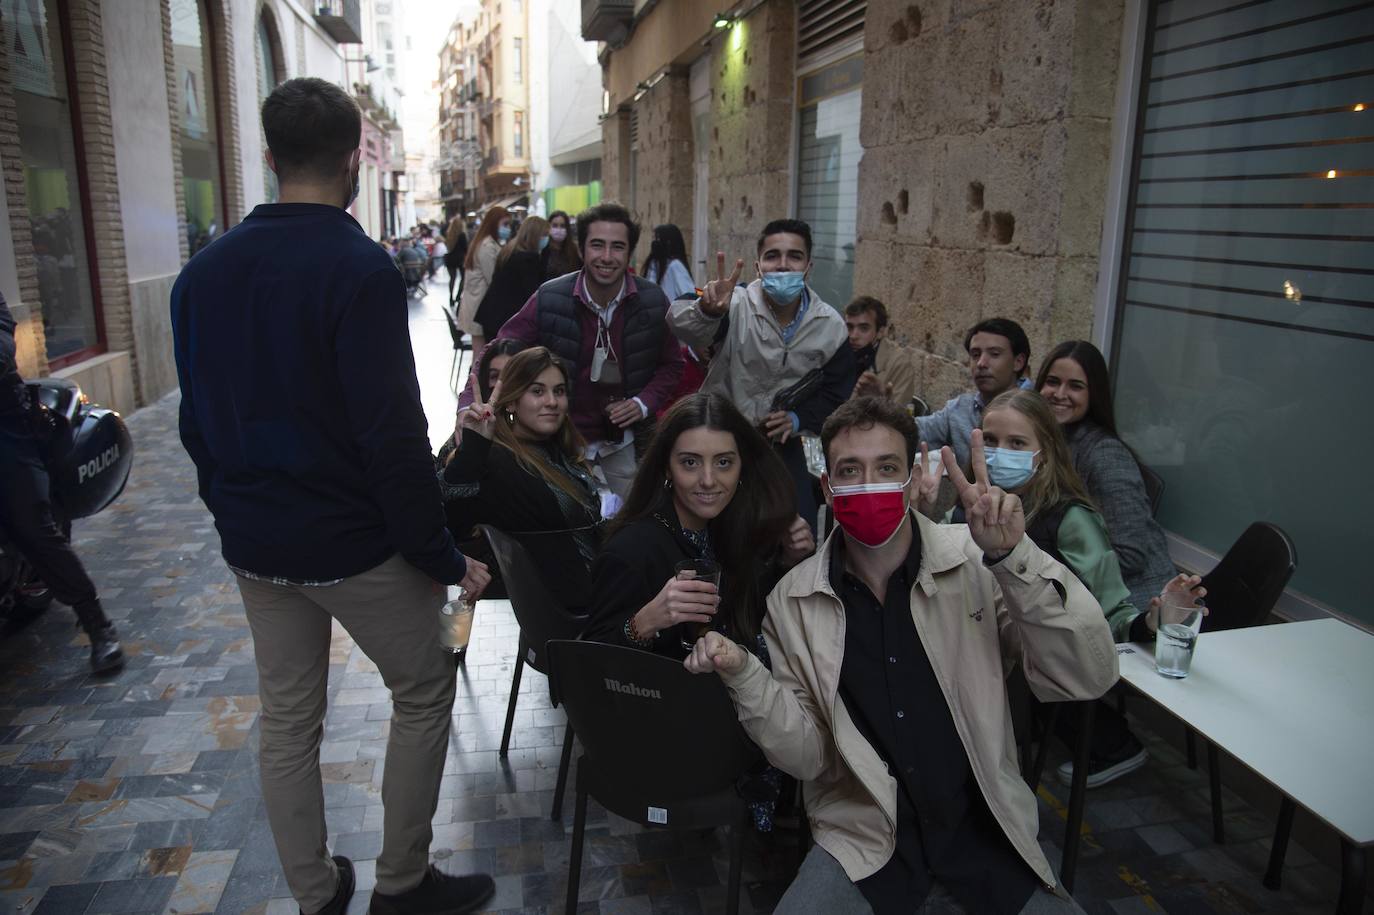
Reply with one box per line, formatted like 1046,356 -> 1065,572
480,193 -> 528,214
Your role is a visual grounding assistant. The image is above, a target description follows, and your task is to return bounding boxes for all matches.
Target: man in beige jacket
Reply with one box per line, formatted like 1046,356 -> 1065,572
686,397 -> 1117,914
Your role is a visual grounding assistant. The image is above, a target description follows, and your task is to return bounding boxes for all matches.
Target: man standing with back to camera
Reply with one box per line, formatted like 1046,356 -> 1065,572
171,78 -> 494,915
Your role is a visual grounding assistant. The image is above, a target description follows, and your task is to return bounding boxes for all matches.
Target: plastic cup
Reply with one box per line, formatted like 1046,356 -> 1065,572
439,592 -> 475,653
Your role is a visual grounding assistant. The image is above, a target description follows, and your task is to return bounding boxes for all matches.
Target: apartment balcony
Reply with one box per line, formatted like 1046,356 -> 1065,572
581,0 -> 633,42
314,0 -> 362,44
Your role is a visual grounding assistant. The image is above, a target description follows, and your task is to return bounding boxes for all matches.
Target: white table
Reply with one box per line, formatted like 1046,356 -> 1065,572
1117,619 -> 1374,913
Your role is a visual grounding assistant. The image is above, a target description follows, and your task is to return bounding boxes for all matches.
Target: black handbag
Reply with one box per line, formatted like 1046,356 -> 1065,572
769,369 -> 824,414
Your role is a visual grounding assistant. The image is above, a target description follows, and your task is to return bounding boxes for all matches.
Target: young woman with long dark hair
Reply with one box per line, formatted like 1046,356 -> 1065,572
585,393 -> 813,661
475,216 -> 548,339
640,223 -> 695,301
442,347 -> 603,611
1035,340 -> 1176,614
542,210 -> 581,280
981,389 -> 1202,788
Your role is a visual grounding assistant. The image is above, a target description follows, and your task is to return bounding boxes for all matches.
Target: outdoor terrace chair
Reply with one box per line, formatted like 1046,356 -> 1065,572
547,639 -> 760,915
476,524 -> 587,820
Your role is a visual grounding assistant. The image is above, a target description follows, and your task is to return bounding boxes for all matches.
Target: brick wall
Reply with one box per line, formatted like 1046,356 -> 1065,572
162,0 -> 191,265
0,26 -> 46,376
854,0 -> 1124,401
206,0 -> 245,225
67,0 -> 137,390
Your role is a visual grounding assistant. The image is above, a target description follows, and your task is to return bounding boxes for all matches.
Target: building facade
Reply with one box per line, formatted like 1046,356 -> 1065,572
1,0 -> 405,416
590,0 -> 1374,629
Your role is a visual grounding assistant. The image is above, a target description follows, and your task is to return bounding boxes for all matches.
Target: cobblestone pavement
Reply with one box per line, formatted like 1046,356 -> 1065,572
0,280 -> 1356,913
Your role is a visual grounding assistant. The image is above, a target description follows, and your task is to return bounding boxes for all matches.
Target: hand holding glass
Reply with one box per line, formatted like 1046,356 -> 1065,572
675,559 -> 721,650
1155,595 -> 1204,679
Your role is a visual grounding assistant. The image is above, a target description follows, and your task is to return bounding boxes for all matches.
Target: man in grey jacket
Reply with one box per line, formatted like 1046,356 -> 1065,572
668,219 -> 856,526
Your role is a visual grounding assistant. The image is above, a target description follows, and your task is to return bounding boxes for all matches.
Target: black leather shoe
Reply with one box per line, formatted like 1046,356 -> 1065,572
303,855 -> 355,915
87,623 -> 124,674
368,866 -> 495,915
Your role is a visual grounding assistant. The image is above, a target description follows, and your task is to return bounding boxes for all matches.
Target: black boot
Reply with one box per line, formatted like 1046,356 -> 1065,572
74,600 -> 124,673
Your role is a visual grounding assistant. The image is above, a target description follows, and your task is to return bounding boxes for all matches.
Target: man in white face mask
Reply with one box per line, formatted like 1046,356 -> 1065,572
668,218 -> 857,529
684,396 -> 1117,915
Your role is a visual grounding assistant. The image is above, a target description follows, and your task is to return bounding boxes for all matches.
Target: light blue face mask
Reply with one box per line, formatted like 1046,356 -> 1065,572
497,224 -> 512,242
984,447 -> 1039,490
761,270 -> 805,305
539,235 -> 549,252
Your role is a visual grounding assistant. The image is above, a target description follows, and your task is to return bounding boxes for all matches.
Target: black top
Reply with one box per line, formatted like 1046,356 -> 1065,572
441,429 -> 600,612
831,523 -> 1038,915
475,250 -> 545,338
170,203 -> 466,584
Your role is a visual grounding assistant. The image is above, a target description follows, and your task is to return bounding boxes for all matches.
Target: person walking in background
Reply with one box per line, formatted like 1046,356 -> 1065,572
845,295 -> 918,407
474,215 -> 548,339
444,215 -> 469,308
170,78 -> 494,915
542,209 -> 581,280
641,224 -> 697,301
457,206 -> 510,352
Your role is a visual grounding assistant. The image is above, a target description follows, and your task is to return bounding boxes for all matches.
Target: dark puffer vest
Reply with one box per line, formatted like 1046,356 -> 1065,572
534,272 -> 670,398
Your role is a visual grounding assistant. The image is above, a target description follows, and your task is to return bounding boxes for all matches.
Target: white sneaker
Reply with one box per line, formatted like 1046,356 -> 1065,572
1057,746 -> 1149,788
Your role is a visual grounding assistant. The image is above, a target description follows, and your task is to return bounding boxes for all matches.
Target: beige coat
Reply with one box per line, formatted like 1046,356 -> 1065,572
866,340 -> 919,407
668,281 -> 847,424
719,512 -> 1118,889
457,236 -> 500,334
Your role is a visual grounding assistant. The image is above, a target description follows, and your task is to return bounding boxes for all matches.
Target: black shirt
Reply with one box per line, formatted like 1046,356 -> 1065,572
831,521 -> 1038,915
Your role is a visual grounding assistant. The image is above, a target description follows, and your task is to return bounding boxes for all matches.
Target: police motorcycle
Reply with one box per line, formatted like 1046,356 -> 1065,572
0,377 -> 133,634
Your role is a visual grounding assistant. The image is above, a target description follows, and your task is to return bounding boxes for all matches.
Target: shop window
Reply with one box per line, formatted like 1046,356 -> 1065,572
5,0 -> 103,365
795,54 -> 862,307
1110,0 -> 1374,622
171,0 -> 227,256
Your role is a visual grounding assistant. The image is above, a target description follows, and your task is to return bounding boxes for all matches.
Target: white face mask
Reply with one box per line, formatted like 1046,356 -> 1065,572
549,227 -> 568,243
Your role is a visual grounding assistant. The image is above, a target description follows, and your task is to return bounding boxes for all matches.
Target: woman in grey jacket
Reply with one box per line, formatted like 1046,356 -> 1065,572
1035,341 -> 1176,613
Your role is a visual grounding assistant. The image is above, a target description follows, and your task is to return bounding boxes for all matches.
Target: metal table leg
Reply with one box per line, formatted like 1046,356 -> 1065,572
1061,701 -> 1095,894
1336,839 -> 1366,915
1263,797 -> 1295,891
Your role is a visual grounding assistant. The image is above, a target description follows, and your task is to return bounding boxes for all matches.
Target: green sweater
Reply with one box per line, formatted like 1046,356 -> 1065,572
1056,505 -> 1140,643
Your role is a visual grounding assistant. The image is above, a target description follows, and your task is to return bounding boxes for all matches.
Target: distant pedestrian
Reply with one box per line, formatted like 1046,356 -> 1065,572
641,223 -> 696,301
444,216 -> 469,307
457,206 -> 510,352
170,77 -> 495,915
475,215 -> 547,338
542,209 -> 581,280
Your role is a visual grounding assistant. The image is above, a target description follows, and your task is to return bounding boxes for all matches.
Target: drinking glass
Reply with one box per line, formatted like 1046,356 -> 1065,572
1155,595 -> 1204,679
439,589 -> 475,654
674,558 -> 721,651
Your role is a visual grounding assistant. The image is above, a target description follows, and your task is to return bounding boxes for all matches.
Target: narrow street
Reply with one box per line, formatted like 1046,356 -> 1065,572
0,277 -> 1347,913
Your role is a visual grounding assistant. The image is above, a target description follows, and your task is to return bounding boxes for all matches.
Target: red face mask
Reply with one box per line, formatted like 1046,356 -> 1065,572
827,476 -> 911,547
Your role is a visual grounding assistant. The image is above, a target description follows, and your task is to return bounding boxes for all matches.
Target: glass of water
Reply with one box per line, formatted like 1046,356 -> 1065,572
1155,595 -> 1204,679
439,589 -> 475,654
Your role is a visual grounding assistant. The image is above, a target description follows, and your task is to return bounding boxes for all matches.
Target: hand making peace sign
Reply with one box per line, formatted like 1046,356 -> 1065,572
458,374 -> 503,441
940,430 -> 1025,557
699,251 -> 745,317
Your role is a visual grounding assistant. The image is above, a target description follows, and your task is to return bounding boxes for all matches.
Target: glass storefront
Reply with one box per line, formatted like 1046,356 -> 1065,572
796,54 -> 862,308
1111,0 -> 1374,623
257,13 -> 281,203
5,0 -> 101,365
171,0 -> 224,256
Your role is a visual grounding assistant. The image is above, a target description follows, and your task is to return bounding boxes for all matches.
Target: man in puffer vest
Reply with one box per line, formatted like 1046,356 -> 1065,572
459,203 -> 682,498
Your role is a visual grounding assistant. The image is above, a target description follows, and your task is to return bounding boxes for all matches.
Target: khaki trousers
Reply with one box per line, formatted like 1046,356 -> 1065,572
236,554 -> 455,911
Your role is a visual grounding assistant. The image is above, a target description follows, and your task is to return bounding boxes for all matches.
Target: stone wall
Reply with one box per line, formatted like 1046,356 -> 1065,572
705,0 -> 796,265
601,107 -> 632,207
629,71 -> 695,260
854,0 -> 1124,403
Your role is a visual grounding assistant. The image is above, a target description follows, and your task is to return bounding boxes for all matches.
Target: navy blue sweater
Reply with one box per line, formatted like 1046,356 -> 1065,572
171,203 -> 466,584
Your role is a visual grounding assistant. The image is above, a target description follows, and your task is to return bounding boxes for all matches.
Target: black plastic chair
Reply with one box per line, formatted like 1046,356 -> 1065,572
547,640 -> 759,915
1181,523 -> 1296,848
1137,461 -> 1165,517
477,525 -> 588,819
442,306 -> 471,393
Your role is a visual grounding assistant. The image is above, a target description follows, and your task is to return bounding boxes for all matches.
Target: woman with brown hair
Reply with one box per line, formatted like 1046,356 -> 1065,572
456,205 -> 510,351
541,209 -> 581,280
584,392 -> 814,662
475,216 -> 548,339
442,346 -> 603,612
